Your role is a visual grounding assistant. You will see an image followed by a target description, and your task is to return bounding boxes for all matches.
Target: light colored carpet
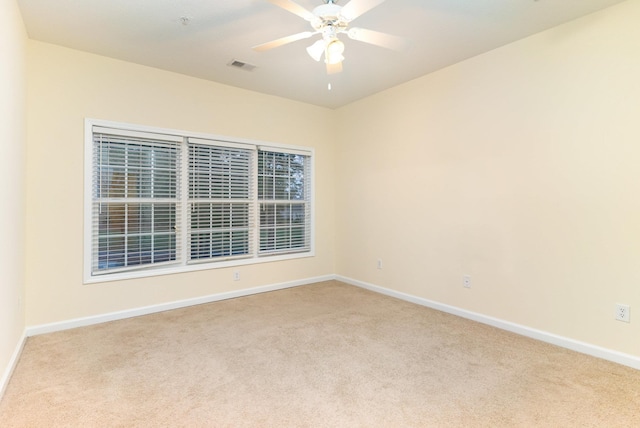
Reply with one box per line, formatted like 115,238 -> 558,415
1,280 -> 639,427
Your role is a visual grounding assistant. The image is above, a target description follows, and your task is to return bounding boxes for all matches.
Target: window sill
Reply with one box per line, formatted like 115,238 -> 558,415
84,250 -> 314,284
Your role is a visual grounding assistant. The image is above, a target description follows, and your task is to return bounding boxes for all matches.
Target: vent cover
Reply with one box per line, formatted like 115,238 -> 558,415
228,60 -> 256,71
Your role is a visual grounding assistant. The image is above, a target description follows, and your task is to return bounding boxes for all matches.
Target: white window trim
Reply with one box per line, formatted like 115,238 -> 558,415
84,118 -> 315,284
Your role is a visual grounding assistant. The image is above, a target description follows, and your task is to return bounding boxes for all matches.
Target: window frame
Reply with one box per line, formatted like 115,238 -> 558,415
84,118 -> 314,284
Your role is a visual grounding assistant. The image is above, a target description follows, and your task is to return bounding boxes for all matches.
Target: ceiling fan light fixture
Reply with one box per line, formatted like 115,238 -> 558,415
325,39 -> 345,64
306,39 -> 326,62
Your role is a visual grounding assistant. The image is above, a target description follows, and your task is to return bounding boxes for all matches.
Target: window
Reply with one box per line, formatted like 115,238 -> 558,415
258,150 -> 310,254
188,140 -> 253,262
91,129 -> 181,274
85,120 -> 313,282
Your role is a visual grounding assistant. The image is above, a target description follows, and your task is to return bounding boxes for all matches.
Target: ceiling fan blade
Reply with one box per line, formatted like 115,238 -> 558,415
326,61 -> 343,75
340,0 -> 386,21
252,31 -> 315,52
346,27 -> 406,51
268,0 -> 316,22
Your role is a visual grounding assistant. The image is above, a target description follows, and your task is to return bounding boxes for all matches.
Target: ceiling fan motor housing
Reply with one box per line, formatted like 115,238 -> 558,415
311,3 -> 349,31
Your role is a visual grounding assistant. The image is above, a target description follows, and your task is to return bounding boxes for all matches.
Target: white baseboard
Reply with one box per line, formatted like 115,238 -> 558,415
26,274 -> 336,337
337,275 -> 640,370
0,331 -> 27,401
19,273 -> 640,372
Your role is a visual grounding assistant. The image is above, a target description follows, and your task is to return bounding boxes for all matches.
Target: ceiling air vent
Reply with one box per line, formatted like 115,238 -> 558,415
228,60 -> 256,72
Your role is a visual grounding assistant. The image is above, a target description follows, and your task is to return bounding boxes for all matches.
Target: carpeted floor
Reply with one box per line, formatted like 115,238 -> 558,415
1,280 -> 639,427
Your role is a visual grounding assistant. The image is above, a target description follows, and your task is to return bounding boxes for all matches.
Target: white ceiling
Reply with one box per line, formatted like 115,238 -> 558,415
18,0 -> 626,109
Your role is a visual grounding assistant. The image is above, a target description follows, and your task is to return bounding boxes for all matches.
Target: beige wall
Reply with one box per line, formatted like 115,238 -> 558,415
335,0 -> 640,356
25,41 -> 336,325
0,0 -> 27,387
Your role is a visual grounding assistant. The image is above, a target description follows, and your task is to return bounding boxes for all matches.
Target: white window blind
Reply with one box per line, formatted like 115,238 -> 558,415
91,129 -> 181,275
86,120 -> 313,282
258,150 -> 311,255
188,139 -> 254,262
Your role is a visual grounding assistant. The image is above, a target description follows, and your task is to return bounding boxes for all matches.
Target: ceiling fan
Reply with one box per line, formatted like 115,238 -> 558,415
253,0 -> 405,74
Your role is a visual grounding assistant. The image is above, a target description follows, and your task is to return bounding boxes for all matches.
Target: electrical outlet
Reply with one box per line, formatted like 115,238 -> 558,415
615,304 -> 630,322
233,271 -> 240,281
463,274 -> 471,288
377,259 -> 383,269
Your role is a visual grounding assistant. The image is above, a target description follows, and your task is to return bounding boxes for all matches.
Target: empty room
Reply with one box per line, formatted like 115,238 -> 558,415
1,0 -> 639,425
